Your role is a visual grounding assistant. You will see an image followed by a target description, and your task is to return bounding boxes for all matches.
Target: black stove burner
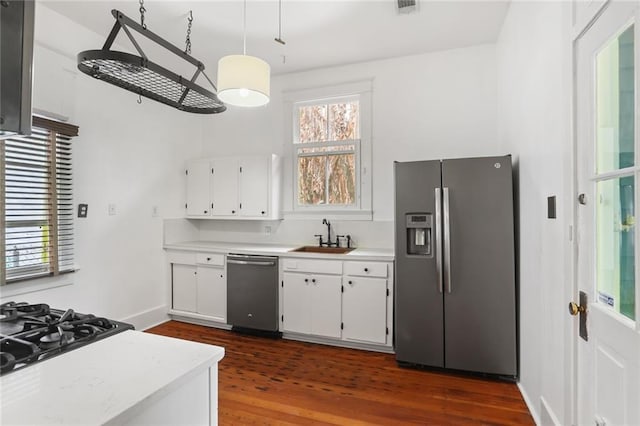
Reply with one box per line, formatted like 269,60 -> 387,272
0,302 -> 134,376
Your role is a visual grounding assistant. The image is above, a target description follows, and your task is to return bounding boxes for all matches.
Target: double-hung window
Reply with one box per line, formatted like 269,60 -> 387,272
2,116 -> 78,284
288,80 -> 372,218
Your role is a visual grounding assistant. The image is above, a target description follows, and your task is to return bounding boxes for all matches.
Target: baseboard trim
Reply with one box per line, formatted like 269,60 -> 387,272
282,332 -> 394,354
540,396 -> 562,426
518,382 -> 541,425
121,304 -> 169,331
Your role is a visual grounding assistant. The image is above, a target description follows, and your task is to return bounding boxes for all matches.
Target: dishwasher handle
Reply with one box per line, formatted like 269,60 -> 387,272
227,259 -> 276,267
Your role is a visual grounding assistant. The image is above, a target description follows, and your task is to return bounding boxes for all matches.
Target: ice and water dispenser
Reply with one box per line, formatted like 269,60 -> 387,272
406,214 -> 432,256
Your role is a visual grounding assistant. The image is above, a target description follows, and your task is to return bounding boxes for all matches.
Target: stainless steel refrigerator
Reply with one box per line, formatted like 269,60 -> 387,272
394,155 -> 517,378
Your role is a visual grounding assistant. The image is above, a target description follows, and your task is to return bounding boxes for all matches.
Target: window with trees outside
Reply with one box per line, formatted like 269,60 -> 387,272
2,116 -> 78,284
294,96 -> 360,208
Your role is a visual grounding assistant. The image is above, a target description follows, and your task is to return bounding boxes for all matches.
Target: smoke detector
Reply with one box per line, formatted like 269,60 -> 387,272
397,0 -> 418,13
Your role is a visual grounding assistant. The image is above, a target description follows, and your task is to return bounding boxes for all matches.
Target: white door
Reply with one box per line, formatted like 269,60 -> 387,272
239,156 -> 270,217
310,275 -> 342,338
172,264 -> 197,312
185,159 -> 211,217
196,266 -> 226,322
342,277 -> 387,344
575,2 -> 640,425
282,273 -> 311,334
211,158 -> 239,216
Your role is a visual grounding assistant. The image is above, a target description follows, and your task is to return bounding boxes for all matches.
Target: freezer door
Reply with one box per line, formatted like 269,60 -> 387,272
394,160 -> 444,367
441,155 -> 517,376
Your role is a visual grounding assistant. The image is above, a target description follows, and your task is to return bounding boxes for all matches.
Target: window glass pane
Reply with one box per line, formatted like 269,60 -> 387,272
298,105 -> 327,143
596,176 -> 635,320
328,153 -> 356,205
329,101 -> 359,141
298,155 -> 327,205
596,25 -> 635,173
297,144 -> 355,155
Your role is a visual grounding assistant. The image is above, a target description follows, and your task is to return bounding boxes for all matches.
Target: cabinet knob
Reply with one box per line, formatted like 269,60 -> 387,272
364,268 -> 369,272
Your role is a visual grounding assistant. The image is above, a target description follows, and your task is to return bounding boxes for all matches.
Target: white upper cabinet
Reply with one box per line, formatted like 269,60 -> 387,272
239,157 -> 269,217
185,154 -> 282,220
211,159 -> 239,216
186,159 -> 212,217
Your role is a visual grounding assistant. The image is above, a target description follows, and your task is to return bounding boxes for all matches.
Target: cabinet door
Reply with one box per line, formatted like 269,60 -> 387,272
172,264 -> 197,312
186,160 -> 211,217
282,273 -> 311,334
310,275 -> 342,338
239,157 -> 269,217
196,266 -> 226,322
211,159 -> 238,216
342,277 -> 387,344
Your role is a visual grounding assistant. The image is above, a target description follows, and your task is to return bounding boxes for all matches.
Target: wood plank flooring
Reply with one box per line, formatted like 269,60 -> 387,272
146,321 -> 533,425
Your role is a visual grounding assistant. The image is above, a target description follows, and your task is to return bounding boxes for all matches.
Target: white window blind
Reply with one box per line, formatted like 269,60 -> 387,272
2,116 -> 78,284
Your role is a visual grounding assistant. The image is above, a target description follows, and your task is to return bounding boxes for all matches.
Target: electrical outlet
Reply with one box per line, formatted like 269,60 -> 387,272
152,205 -> 159,217
108,204 -> 116,216
264,225 -> 272,235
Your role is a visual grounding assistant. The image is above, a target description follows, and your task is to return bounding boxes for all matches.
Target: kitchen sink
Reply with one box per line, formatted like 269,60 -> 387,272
291,246 -> 355,254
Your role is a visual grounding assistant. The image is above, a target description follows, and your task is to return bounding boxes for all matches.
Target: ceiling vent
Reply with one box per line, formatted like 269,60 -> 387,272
397,0 -> 418,13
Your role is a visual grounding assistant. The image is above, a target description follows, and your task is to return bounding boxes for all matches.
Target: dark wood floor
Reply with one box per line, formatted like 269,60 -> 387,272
146,321 -> 533,425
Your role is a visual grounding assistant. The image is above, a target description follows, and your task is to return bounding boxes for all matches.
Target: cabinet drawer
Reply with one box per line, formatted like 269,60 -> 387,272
196,253 -> 224,266
344,261 -> 387,278
281,258 -> 342,275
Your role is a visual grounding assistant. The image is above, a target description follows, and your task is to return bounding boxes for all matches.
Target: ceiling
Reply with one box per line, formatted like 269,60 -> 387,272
42,0 -> 510,76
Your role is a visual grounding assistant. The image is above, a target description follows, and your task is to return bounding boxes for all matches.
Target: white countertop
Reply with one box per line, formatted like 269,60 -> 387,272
0,330 -> 225,426
164,241 -> 394,261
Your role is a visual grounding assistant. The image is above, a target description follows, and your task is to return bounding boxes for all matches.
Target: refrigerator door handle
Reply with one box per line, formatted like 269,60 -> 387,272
443,187 -> 452,293
435,187 -> 443,293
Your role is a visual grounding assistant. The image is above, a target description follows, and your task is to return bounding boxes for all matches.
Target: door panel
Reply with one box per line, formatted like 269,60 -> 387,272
186,159 -> 211,217
575,2 -> 640,424
282,273 -> 311,334
196,266 -> 226,322
342,277 -> 387,344
211,158 -> 238,216
394,160 -> 444,367
310,275 -> 342,338
441,156 -> 517,376
239,157 -> 270,217
172,264 -> 197,312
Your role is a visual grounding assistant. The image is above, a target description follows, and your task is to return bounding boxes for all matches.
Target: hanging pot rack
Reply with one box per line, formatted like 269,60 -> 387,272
77,9 -> 226,114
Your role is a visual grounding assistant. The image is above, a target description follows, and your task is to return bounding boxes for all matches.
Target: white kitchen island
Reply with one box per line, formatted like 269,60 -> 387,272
0,330 -> 225,425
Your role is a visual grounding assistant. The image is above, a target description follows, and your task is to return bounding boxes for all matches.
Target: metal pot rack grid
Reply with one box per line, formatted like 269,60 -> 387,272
77,9 -> 226,114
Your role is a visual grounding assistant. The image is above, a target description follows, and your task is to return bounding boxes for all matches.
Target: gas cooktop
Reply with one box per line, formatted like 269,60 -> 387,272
0,301 -> 134,376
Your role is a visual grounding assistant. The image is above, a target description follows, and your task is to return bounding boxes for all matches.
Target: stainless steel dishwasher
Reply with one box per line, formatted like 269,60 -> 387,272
227,254 -> 279,333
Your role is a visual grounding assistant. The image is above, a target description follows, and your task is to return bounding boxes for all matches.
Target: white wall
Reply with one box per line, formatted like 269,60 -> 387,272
497,2 -> 572,425
196,44 -> 503,247
0,4 -> 206,329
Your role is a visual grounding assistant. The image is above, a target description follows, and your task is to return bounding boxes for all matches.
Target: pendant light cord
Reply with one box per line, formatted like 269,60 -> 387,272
243,0 -> 247,55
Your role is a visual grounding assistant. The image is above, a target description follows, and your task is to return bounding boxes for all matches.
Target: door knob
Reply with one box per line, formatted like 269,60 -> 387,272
568,301 -> 586,316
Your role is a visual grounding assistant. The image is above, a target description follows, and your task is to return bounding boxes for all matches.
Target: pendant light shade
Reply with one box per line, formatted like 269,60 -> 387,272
217,54 -> 270,107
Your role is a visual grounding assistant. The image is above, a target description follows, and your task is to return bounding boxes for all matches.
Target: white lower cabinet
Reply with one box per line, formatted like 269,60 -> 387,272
342,276 -> 388,344
171,253 -> 226,323
172,264 -> 197,313
196,266 -> 226,322
281,259 -> 393,350
282,272 -> 342,338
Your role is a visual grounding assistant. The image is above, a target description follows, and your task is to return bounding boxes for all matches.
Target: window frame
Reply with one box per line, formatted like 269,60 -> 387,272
2,116 -> 77,285
284,80 -> 373,220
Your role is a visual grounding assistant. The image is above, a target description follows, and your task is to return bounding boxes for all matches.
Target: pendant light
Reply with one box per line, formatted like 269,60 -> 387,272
217,0 -> 270,107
